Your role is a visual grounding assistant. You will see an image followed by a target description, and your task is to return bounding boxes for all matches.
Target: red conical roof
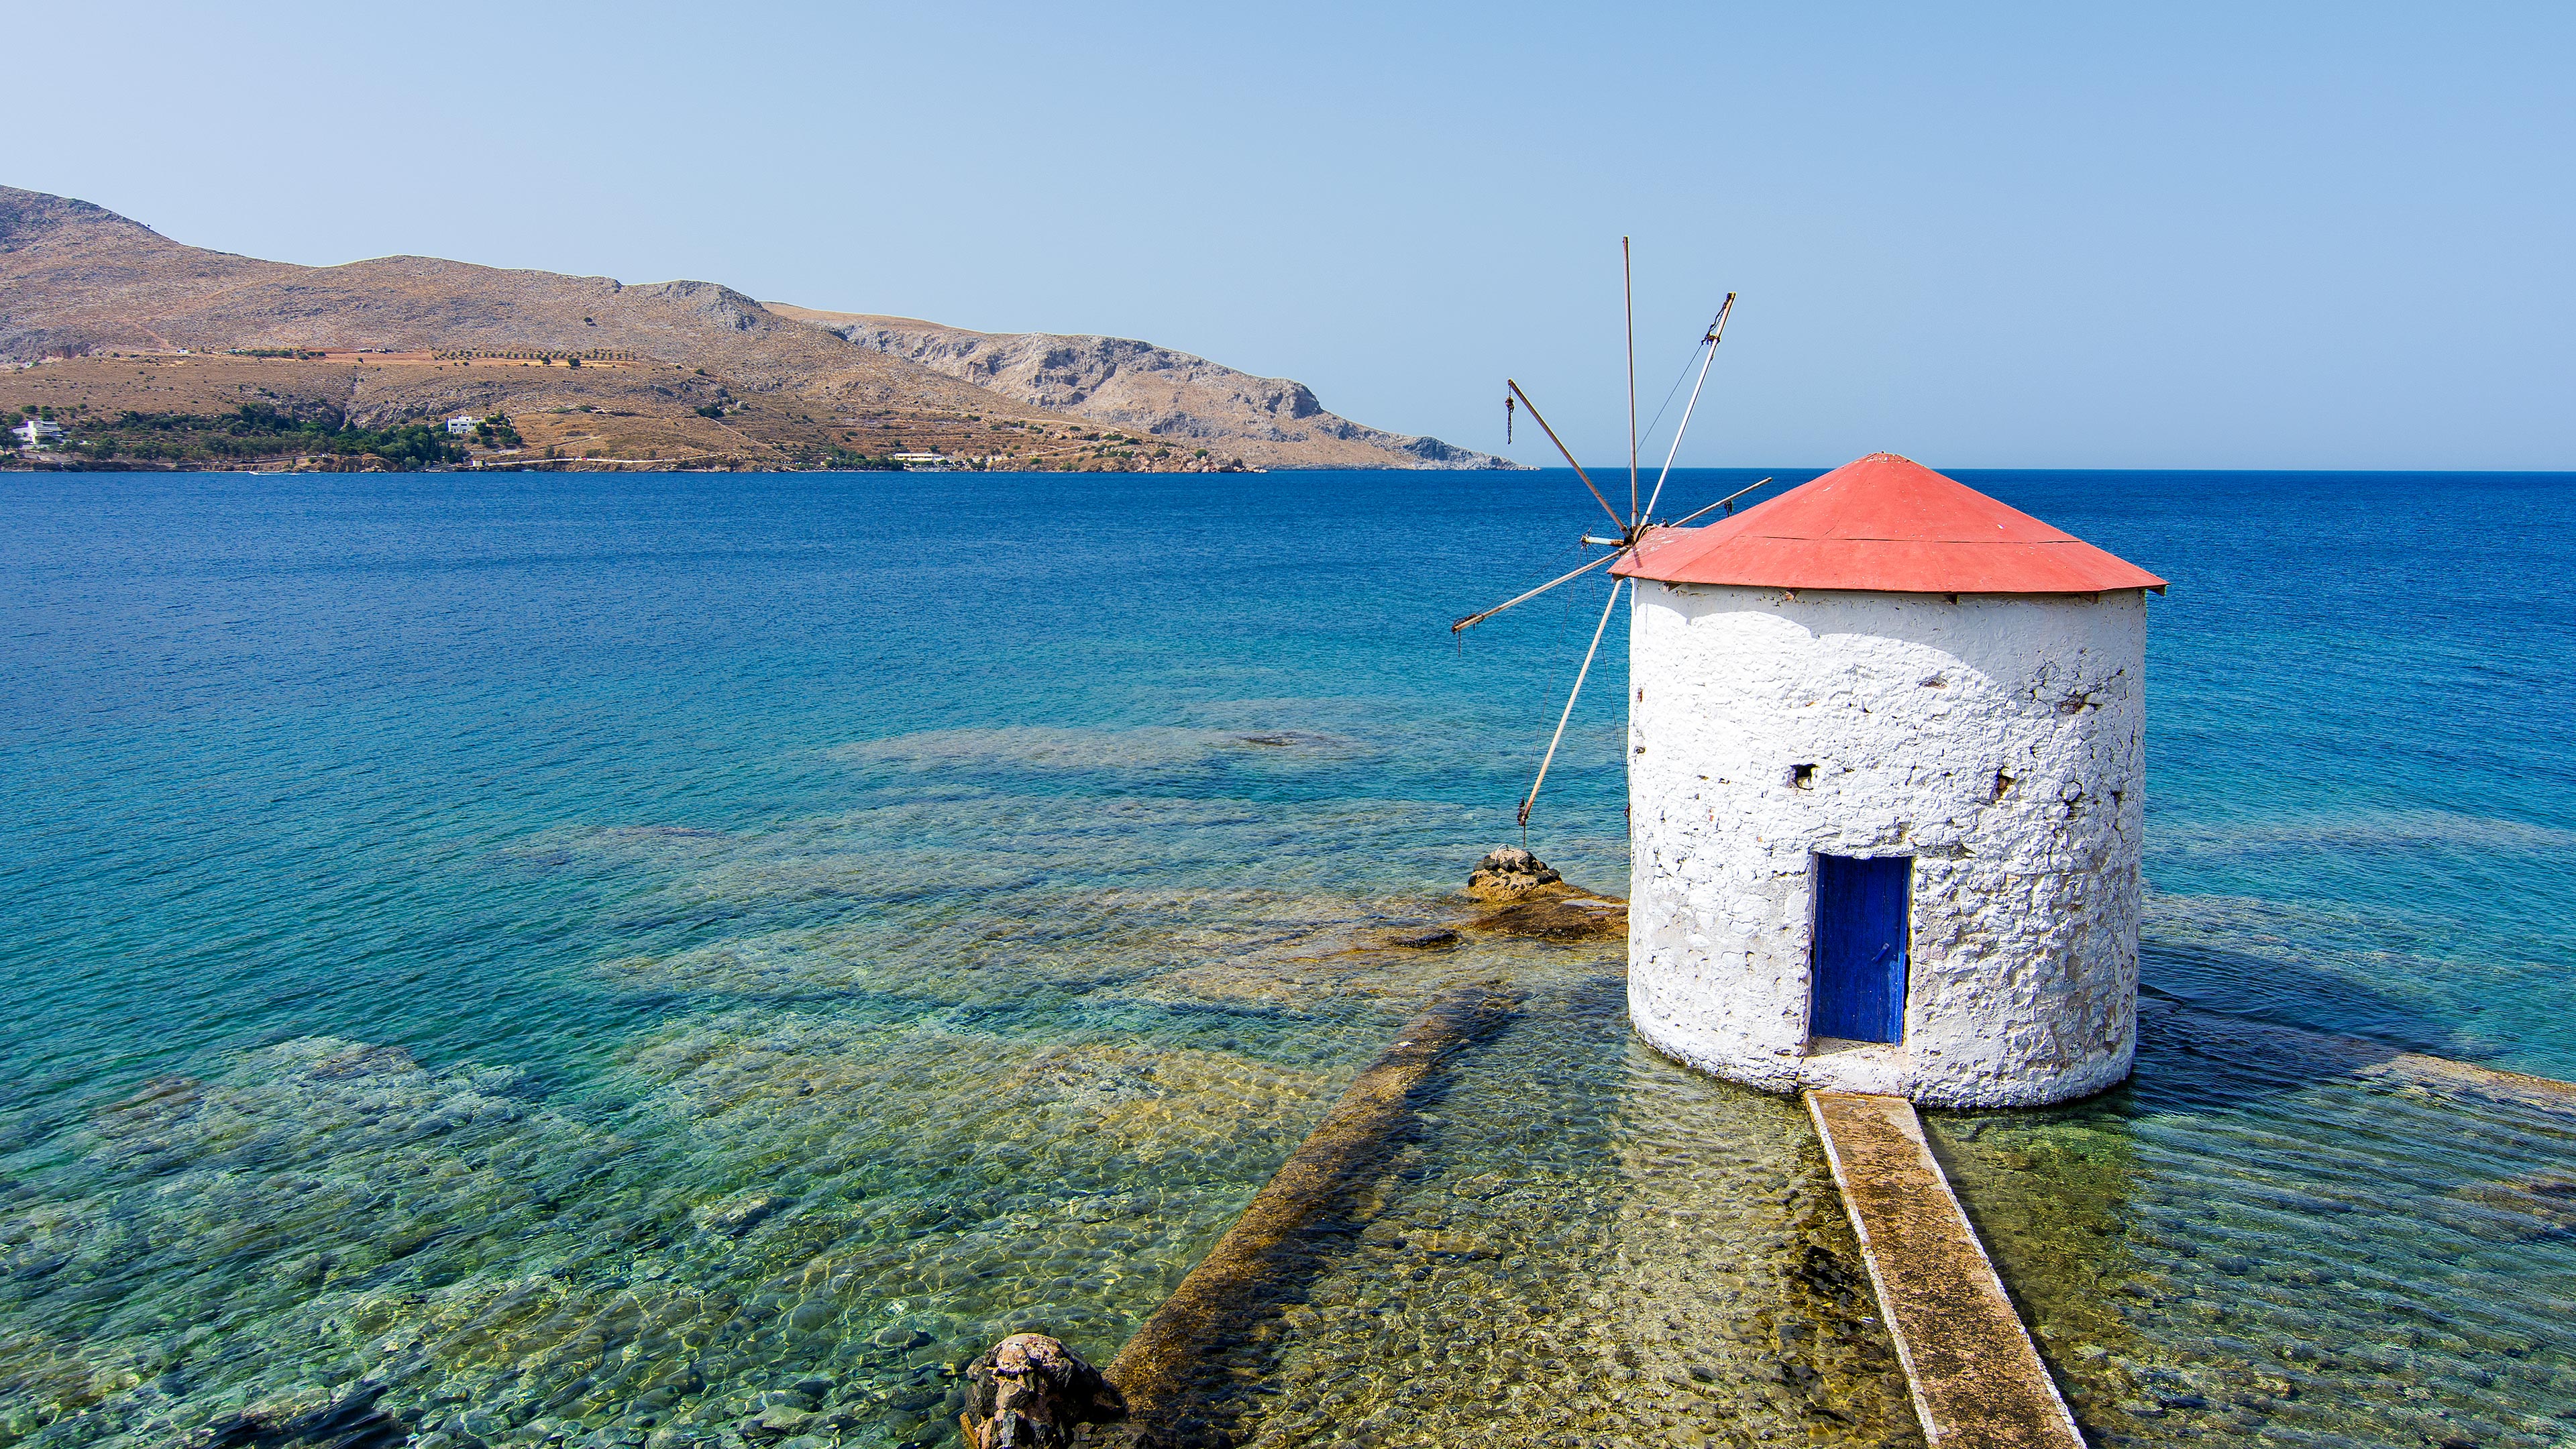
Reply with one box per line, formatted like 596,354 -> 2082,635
1613,453 -> 2165,595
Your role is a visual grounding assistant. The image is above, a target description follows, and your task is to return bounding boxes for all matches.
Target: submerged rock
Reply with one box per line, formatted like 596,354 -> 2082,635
1385,927 -> 1460,949
1479,895 -> 1627,943
1466,847 -> 1562,902
755,1403 -> 818,1434
2451,1171 -> 2576,1240
695,1191 -> 784,1238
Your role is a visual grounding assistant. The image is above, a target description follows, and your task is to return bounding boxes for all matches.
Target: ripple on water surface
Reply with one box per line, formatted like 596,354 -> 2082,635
1202,981 -> 1923,1449
0,776 -> 1917,1449
1934,1003 -> 2576,1449
6,469 -> 2574,1449
6,786 -> 2575,1449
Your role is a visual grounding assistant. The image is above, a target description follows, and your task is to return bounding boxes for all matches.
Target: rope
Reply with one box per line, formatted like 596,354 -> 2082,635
1636,337 -> 1708,456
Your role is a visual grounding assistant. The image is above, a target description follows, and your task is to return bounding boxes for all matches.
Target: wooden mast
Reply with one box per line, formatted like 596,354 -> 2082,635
1623,236 -> 1640,528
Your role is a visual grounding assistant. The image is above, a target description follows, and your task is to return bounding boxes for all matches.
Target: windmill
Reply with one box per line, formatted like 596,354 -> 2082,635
1454,239 -> 1772,842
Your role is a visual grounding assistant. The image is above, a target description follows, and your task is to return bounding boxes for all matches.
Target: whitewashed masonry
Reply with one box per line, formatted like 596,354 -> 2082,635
1624,584 -> 2147,1108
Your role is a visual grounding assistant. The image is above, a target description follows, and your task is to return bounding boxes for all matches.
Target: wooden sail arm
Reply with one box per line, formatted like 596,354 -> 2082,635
1451,547 -> 1625,633
1506,380 -> 1627,537
1649,477 -> 1773,534
1639,292 -> 1735,525
1519,578 -> 1625,835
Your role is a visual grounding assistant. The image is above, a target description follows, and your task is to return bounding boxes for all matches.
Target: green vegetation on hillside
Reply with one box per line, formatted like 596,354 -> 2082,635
823,447 -> 904,471
35,405 -> 470,468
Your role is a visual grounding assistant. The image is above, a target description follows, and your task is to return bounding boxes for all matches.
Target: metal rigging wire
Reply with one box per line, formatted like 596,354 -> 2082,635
1635,336 -> 1709,457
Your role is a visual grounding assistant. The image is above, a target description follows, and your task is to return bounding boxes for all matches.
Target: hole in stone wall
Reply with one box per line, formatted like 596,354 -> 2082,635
1790,764 -> 1816,790
1992,770 -> 2015,800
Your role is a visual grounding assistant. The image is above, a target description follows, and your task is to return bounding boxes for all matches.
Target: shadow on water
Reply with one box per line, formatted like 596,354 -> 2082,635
2124,985 -> 2438,1115
2141,933 -> 2476,1066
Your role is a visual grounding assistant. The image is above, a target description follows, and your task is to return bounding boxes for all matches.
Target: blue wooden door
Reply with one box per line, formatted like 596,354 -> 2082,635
1811,855 -> 1911,1043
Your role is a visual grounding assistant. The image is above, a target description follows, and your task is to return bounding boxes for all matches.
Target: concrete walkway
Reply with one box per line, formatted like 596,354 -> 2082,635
1806,1091 -> 2086,1448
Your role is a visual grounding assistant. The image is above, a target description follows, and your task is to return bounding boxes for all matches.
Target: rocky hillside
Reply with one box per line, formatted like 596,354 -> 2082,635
773,307 -> 1503,471
0,186 -> 1509,472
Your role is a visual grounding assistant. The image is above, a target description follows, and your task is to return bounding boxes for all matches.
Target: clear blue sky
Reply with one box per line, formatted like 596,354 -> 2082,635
16,2 -> 2572,469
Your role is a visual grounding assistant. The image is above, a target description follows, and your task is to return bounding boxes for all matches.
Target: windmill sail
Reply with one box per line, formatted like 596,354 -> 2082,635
1640,294 -> 1734,525
1520,577 -> 1625,835
1458,242 -> 1754,839
1452,549 -> 1625,633
1506,380 -> 1623,534
1454,297 -> 1743,637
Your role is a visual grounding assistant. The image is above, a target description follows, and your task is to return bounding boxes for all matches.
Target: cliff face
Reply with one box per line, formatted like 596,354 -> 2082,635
0,185 -> 1513,471
777,308 -> 1511,470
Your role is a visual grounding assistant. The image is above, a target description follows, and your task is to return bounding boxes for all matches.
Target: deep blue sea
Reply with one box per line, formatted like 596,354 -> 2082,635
2,466 -> 2571,1449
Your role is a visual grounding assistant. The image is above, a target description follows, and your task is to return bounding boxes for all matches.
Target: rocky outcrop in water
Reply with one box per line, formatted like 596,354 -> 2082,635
1465,847 -> 1626,941
1466,847 -> 1562,902
1478,894 -> 1627,942
959,1334 -> 1124,1449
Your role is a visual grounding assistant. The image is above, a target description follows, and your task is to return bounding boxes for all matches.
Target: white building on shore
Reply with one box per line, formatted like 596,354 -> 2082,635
13,418 -> 64,448
1613,453 -> 2167,1108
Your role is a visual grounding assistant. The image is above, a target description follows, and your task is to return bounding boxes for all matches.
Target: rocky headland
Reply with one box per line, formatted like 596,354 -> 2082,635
775,308 -> 1503,474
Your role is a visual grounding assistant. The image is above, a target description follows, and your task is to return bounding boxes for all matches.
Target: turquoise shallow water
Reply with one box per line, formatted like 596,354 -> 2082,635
1,466 -> 2571,1448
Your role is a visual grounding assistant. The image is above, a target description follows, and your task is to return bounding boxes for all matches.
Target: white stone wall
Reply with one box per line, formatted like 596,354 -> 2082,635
1625,582 -> 2147,1108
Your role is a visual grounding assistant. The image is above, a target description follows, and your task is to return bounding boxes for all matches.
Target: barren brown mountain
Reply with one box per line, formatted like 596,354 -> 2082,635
0,186 -> 1509,472
771,307 -> 1503,470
